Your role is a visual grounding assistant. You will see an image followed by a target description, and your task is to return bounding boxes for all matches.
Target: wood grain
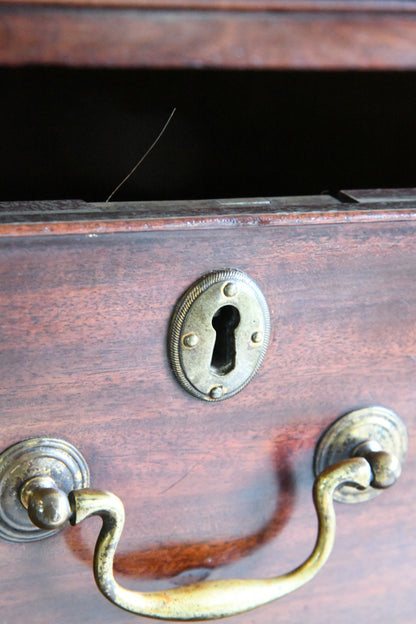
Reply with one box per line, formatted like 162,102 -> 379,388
1,195 -> 416,237
0,200 -> 414,622
3,0 -> 416,10
2,7 -> 416,68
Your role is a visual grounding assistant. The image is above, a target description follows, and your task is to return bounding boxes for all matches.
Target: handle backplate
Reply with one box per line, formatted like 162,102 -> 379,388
314,406 -> 408,502
0,437 -> 90,542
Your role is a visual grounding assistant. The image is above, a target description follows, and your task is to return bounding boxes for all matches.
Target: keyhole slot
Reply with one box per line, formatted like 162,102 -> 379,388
210,305 -> 240,376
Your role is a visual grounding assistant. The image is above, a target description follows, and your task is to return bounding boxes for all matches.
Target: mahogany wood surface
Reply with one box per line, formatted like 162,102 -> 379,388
2,195 -> 416,237
4,0 -> 416,9
2,6 -> 416,68
0,197 -> 415,623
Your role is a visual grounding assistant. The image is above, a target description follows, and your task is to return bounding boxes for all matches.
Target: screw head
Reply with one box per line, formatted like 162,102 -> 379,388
251,331 -> 263,344
223,282 -> 238,298
183,333 -> 199,348
210,386 -> 224,399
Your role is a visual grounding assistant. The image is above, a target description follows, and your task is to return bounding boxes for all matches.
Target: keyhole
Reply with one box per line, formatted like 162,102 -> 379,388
210,305 -> 240,376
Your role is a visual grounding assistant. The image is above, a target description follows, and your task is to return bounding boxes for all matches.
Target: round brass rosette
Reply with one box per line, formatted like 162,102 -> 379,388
0,437 -> 90,542
314,406 -> 408,503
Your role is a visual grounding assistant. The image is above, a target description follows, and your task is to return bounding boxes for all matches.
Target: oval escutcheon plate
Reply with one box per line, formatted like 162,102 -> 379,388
168,269 -> 270,401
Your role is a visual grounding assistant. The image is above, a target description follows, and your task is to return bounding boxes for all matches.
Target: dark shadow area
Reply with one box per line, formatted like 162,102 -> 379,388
1,68 -> 416,202
65,448 -> 295,584
211,305 -> 240,376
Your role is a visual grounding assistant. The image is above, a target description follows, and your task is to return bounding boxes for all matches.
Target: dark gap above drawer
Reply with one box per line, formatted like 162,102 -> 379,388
2,68 -> 416,202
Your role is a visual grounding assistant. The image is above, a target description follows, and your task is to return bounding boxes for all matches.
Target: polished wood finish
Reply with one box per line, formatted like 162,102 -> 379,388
0,196 -> 415,623
5,0 -> 416,8
2,4 -> 416,68
2,194 -> 416,237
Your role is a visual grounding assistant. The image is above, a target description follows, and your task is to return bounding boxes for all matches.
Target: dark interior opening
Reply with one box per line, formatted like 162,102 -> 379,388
1,68 -> 415,202
211,305 -> 240,376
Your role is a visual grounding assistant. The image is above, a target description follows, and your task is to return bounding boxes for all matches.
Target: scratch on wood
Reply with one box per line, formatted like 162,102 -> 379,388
160,462 -> 199,495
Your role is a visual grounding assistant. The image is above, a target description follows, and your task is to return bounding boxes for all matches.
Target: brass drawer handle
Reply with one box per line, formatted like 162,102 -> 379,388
0,407 -> 407,620
70,459 -> 370,619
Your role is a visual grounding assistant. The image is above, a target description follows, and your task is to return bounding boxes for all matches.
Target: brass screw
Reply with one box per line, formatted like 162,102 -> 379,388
210,386 -> 224,399
251,331 -> 263,344
223,282 -> 238,298
183,333 -> 199,348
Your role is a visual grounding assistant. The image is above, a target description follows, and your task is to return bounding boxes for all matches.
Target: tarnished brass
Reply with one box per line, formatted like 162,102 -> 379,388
21,476 -> 73,531
351,441 -> 402,489
168,269 -> 270,401
0,414 -> 406,619
0,437 -> 90,541
314,406 -> 408,503
68,459 -> 371,620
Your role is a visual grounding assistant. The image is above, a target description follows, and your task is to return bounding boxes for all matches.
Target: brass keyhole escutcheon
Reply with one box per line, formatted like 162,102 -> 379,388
168,269 -> 270,401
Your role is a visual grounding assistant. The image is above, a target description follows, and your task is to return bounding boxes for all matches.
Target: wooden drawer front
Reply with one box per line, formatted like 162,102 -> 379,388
2,2 -> 416,69
0,209 -> 415,623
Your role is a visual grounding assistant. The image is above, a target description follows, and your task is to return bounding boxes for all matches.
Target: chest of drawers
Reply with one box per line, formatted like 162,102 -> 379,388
0,192 -> 414,623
